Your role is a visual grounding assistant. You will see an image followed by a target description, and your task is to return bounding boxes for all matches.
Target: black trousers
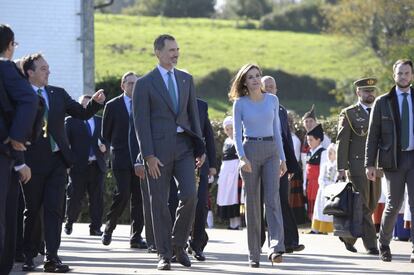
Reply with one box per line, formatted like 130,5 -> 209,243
66,162 -> 104,230
104,169 -> 144,243
22,152 -> 67,261
169,173 -> 209,252
0,156 -> 19,275
261,173 -> 299,247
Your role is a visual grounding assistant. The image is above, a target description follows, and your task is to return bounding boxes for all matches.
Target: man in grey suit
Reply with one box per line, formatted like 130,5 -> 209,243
366,59 -> 414,263
133,34 -> 205,270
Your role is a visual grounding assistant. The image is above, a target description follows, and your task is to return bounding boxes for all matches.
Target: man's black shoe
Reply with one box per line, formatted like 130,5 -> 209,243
147,245 -> 157,253
157,258 -> 171,270
102,232 -> 112,246
174,247 -> 191,267
339,237 -> 357,253
130,239 -> 148,249
379,245 -> 392,262
22,258 -> 35,271
43,259 -> 70,273
89,228 -> 103,236
285,244 -> 305,253
193,250 -> 206,261
15,252 -> 25,262
367,247 -> 379,255
64,222 -> 72,235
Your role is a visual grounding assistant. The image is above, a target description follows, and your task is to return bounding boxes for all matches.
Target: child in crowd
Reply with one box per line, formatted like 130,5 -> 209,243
305,124 -> 326,229
216,116 -> 242,230
311,143 -> 336,234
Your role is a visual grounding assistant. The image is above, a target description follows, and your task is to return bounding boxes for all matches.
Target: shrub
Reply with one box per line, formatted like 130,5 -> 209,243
260,3 -> 327,33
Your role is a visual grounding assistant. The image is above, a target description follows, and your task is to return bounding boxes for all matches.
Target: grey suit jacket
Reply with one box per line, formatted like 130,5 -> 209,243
133,67 -> 204,165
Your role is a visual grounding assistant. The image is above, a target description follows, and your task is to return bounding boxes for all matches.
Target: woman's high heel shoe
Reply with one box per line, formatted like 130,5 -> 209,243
269,252 -> 283,266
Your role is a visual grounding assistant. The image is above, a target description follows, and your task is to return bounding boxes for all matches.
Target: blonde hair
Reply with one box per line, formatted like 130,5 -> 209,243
228,63 -> 262,101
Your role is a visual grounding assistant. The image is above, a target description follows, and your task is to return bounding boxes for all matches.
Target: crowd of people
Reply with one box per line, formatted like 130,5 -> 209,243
0,23 -> 413,275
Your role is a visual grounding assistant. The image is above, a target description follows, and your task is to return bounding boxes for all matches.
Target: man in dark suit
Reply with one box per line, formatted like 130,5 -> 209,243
169,98 -> 217,261
101,72 -> 147,250
20,53 -> 106,273
366,59 -> 414,263
261,76 -> 304,253
64,94 -> 107,236
133,34 -> 205,270
0,24 -> 39,275
336,78 -> 380,255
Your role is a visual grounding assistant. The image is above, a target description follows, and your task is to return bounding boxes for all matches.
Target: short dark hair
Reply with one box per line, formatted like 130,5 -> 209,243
0,24 -> 14,53
153,34 -> 175,51
393,59 -> 413,73
21,53 -> 44,77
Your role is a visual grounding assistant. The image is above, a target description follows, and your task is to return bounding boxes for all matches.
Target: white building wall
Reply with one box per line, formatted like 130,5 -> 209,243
0,0 -> 84,100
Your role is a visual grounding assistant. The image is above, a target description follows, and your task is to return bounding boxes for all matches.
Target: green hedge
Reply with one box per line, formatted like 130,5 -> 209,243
260,3 -> 327,33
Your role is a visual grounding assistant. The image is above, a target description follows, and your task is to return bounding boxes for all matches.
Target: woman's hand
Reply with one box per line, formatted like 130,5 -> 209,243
240,156 -> 252,173
280,160 -> 287,177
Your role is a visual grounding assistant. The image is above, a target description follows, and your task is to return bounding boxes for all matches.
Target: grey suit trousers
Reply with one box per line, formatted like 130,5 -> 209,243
140,178 -> 155,248
241,140 -> 285,262
147,133 -> 197,259
381,150 -> 414,249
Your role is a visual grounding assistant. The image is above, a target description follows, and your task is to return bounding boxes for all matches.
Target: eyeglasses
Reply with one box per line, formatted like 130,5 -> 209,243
12,41 -> 19,47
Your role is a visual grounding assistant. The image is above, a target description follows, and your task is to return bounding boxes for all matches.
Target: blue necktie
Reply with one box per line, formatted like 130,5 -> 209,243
167,71 -> 178,113
85,120 -> 94,157
401,93 -> 410,150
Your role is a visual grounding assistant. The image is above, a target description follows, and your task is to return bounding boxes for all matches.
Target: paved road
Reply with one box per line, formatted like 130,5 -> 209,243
10,223 -> 413,275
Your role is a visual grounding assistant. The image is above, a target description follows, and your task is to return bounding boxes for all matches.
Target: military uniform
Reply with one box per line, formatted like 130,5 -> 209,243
336,78 -> 381,251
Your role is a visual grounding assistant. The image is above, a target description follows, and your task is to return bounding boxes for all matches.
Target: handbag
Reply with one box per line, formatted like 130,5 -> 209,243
333,191 -> 364,238
323,181 -> 353,216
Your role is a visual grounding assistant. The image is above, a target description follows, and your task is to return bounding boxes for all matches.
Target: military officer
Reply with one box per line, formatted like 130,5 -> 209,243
336,77 -> 381,255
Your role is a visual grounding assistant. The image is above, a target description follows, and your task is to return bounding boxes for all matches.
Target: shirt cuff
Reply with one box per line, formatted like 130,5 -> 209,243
14,164 -> 26,171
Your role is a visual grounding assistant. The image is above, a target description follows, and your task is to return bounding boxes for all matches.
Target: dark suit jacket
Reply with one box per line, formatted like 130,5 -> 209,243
25,85 -> 102,170
197,99 -> 217,176
279,104 -> 300,174
102,94 -> 135,170
133,67 -> 204,165
65,115 -> 106,173
366,86 -> 414,170
0,59 -> 39,163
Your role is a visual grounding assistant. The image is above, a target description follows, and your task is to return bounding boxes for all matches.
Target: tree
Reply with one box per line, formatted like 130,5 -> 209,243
324,0 -> 414,64
221,0 -> 272,19
126,0 -> 216,17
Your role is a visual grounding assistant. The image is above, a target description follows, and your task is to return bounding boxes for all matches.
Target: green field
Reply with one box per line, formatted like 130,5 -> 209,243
95,14 -> 383,119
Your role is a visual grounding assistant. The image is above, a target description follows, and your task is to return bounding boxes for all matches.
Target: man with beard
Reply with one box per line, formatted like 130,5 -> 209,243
366,59 -> 414,263
336,77 -> 381,255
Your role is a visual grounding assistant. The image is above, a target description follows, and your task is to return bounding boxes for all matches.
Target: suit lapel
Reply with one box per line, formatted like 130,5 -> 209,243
44,86 -> 54,119
150,68 -> 176,114
175,70 -> 186,114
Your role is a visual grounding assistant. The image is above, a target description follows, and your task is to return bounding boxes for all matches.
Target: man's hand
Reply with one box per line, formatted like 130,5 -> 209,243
99,143 -> 106,153
337,170 -> 346,182
208,167 -> 217,177
280,161 -> 287,177
195,153 -> 206,168
240,157 -> 252,173
8,138 -> 27,151
146,156 -> 164,179
91,89 -> 106,104
366,166 -> 376,181
18,165 -> 31,184
134,164 -> 146,180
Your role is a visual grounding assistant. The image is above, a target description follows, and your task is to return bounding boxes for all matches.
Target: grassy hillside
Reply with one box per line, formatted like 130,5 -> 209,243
95,14 -> 383,119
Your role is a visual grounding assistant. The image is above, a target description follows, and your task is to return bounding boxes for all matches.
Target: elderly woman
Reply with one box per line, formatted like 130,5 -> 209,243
229,63 -> 287,267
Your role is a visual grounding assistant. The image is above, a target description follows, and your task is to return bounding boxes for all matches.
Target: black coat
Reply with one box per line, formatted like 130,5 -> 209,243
25,85 -> 102,170
65,115 -> 107,173
197,99 -> 217,176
